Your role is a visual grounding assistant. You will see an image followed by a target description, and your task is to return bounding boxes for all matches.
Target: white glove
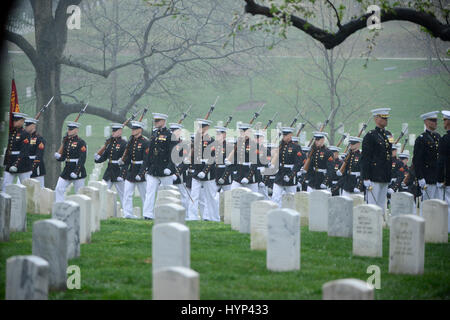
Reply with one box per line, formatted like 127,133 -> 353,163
300,168 -> 306,175
418,178 -> 426,188
164,168 -> 171,176
117,177 -> 124,182
218,178 -> 225,185
336,170 -> 342,177
353,188 -> 360,193
297,171 -> 302,177
320,183 -> 327,189
9,166 -> 18,173
283,175 -> 290,183
437,182 -> 444,188
388,188 -> 394,195
118,158 -> 124,166
197,171 -> 206,179
135,175 -> 141,181
241,177 -> 249,184
172,174 -> 177,181
225,159 -> 231,166
94,153 -> 101,161
70,172 -> 78,179
363,180 -> 372,188
54,152 -> 61,160
259,182 -> 265,187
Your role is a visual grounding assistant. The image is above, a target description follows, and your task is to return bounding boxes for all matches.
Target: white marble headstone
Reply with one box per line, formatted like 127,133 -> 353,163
0,192 -> 12,241
250,200 -> 278,250
5,184 -> 27,232
231,187 -> 251,231
155,203 -> 185,225
105,189 -> 117,219
349,194 -> 365,208
88,181 -> 108,220
39,187 -> 55,215
153,266 -> 199,300
281,193 -> 296,210
157,190 -> 181,201
240,192 -> 264,234
295,191 -> 309,226
22,178 -> 41,214
32,219 -> 68,291
52,201 -> 81,259
423,199 -> 448,243
267,208 -> 300,271
152,222 -> 190,273
328,196 -> 353,238
65,194 -> 92,244
389,215 -> 425,275
156,196 -> 182,207
391,192 -> 415,216
309,190 -> 331,232
223,190 -> 233,225
78,186 -> 100,232
353,204 -> 383,257
322,278 -> 374,300
6,255 -> 49,300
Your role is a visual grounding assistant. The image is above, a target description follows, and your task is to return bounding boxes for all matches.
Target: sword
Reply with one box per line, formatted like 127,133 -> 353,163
368,185 -> 378,206
422,185 -> 430,199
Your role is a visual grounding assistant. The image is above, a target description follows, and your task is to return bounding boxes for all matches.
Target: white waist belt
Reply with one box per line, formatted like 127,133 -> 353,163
314,168 -> 326,173
257,166 -> 265,171
281,164 -> 294,169
10,151 -> 20,155
332,181 -> 338,184
241,162 -> 252,166
29,155 -> 36,160
132,160 -> 143,164
350,172 -> 360,177
110,160 -> 119,164
217,164 -> 226,168
66,159 -> 79,163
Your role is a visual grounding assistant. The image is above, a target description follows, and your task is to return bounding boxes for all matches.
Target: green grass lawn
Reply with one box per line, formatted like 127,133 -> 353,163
1,213 -> 449,300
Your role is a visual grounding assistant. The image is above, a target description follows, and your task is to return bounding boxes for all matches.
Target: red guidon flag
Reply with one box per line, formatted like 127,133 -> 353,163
9,78 -> 20,131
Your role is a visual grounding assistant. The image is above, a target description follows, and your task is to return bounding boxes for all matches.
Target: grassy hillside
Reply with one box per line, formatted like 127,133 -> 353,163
0,213 -> 448,300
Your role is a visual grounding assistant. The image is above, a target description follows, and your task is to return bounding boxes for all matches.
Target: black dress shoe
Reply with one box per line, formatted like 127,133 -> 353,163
144,217 -> 153,220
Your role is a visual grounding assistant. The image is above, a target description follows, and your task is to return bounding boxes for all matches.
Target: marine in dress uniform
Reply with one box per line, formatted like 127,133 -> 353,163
291,136 -> 307,193
299,146 -> 311,192
215,126 -> 233,192
255,130 -> 271,198
230,123 -> 259,193
24,118 -> 46,188
54,121 -> 87,202
361,108 -> 394,213
94,123 -> 127,206
388,144 -> 405,196
2,112 -> 32,191
325,146 -> 342,196
190,119 -> 219,221
120,121 -> 149,219
337,137 -> 364,198
437,110 -> 450,232
143,113 -> 177,220
412,111 -> 442,207
169,122 -> 192,213
271,127 -> 302,207
304,132 -> 334,192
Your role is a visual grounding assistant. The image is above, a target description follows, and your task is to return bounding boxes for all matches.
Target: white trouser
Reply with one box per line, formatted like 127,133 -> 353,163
142,174 -> 173,219
2,171 -> 32,191
259,184 -> 269,200
123,180 -> 146,217
34,176 -> 45,189
190,179 -> 219,221
55,177 -> 85,203
230,181 -> 258,193
420,184 -> 444,216
218,184 -> 231,192
272,183 -> 296,207
342,190 -> 362,198
176,183 -> 191,212
367,182 -> 388,214
105,180 -> 125,206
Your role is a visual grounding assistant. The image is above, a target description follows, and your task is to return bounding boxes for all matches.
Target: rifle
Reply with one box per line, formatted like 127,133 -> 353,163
295,123 -> 305,137
57,102 -> 88,155
290,111 -> 301,128
401,137 -> 408,153
395,126 -> 408,145
339,116 -> 372,174
336,133 -> 347,148
178,105 -> 191,124
264,112 -> 278,130
249,103 -> 265,125
204,96 -> 219,120
224,115 -> 233,128
35,96 -> 54,120
307,112 -> 332,147
97,110 -> 139,157
120,108 -> 149,163
303,111 -> 334,171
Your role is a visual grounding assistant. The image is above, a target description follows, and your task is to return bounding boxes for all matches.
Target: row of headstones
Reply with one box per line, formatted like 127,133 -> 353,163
218,187 -> 448,297
88,162 -> 104,183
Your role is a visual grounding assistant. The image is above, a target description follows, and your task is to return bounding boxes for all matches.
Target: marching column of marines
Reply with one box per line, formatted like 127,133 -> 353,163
2,105 -> 450,233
